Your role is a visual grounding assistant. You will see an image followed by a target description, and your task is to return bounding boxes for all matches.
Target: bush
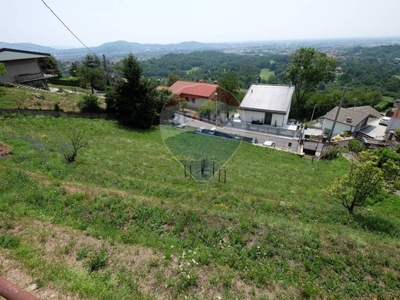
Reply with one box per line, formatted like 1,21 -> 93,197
77,94 -> 101,113
321,145 -> 342,160
54,103 -> 62,111
85,249 -> 108,272
348,139 -> 364,154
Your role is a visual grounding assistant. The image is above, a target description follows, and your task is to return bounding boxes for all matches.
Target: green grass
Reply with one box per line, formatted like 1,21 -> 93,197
259,68 -> 274,81
394,74 -> 400,79
186,67 -> 200,74
0,86 -> 84,111
48,83 -> 91,94
161,127 -> 240,180
0,114 -> 400,299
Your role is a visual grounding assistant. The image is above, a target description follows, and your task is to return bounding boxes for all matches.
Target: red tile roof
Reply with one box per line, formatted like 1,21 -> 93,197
169,80 -> 217,99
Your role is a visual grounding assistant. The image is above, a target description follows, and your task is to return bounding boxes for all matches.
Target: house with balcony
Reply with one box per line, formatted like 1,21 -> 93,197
0,48 -> 57,89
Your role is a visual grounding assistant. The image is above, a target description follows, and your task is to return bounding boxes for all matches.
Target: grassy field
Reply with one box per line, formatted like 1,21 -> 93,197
161,127 -> 240,181
0,85 -> 105,112
259,69 -> 274,82
0,113 -> 399,299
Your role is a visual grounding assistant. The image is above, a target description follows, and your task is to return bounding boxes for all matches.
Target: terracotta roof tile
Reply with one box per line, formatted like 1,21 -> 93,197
169,80 -> 217,99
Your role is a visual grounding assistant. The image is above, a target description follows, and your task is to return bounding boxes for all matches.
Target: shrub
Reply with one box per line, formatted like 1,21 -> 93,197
77,94 -> 101,113
348,139 -> 364,154
321,145 -> 342,160
54,102 -> 62,111
85,249 -> 108,272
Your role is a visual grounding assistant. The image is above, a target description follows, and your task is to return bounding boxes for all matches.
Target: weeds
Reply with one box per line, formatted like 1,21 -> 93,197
0,115 -> 399,299
0,235 -> 20,249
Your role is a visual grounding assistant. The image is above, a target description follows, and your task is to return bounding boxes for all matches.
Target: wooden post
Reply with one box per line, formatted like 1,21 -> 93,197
0,277 -> 39,300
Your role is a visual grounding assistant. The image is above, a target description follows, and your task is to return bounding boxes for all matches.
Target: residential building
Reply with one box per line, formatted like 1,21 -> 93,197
239,84 -> 294,127
0,48 -> 57,88
322,106 -> 371,137
168,80 -> 218,109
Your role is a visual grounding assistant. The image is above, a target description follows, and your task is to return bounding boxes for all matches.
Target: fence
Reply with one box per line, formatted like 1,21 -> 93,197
225,121 -> 299,138
184,159 -> 226,183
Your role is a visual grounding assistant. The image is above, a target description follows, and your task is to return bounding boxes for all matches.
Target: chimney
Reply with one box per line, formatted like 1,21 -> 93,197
345,116 -> 352,123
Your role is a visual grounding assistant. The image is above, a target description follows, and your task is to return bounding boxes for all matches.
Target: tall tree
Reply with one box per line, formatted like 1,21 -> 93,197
218,73 -> 239,96
285,47 -> 336,119
38,56 -> 63,78
77,54 -> 106,93
106,54 -> 158,129
167,73 -> 180,87
69,61 -> 78,77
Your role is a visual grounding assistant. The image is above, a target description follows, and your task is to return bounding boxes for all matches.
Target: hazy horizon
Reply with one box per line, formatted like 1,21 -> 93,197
2,0 -> 400,49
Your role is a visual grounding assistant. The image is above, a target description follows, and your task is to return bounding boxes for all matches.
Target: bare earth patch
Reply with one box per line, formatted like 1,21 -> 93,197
0,142 -> 12,158
0,256 -> 79,300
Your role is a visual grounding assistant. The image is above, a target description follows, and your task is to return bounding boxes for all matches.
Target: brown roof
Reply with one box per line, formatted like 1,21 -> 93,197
169,80 -> 217,99
323,107 -> 369,126
350,105 -> 382,119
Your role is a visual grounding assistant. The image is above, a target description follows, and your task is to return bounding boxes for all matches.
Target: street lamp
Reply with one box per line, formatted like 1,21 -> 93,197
215,92 -> 218,127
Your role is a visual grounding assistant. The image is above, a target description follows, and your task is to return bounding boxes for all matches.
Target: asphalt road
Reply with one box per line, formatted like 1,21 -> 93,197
172,114 -> 325,154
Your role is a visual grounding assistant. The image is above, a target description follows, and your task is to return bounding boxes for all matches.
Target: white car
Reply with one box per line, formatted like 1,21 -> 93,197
233,113 -> 241,123
379,116 -> 391,126
263,140 -> 276,147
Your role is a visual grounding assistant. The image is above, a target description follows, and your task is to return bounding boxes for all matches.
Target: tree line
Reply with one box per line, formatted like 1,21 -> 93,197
51,44 -> 400,124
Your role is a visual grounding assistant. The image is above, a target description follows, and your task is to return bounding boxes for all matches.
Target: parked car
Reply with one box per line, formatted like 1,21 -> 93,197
263,140 -> 276,148
379,116 -> 391,126
233,113 -> 241,123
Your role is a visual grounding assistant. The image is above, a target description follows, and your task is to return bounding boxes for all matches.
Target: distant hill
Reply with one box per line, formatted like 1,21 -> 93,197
0,40 -> 224,60
2,37 -> 400,61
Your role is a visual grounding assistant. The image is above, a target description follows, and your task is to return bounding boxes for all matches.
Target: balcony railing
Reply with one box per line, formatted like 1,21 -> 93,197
14,72 -> 45,83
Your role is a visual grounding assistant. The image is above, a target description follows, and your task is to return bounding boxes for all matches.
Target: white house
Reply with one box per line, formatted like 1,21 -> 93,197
322,106 -> 370,137
0,48 -> 56,89
239,84 -> 294,127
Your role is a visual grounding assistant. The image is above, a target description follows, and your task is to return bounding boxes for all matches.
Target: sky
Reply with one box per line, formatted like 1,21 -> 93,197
1,0 -> 400,49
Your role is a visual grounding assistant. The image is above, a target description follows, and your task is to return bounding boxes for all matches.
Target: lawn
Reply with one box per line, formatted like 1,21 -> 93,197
259,69 -> 274,82
0,114 -> 399,299
161,127 -> 240,181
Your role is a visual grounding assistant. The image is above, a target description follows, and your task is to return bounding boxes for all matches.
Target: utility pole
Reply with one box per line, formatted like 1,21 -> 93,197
103,54 -> 112,87
328,87 -> 347,141
310,103 -> 317,122
215,92 -> 218,127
